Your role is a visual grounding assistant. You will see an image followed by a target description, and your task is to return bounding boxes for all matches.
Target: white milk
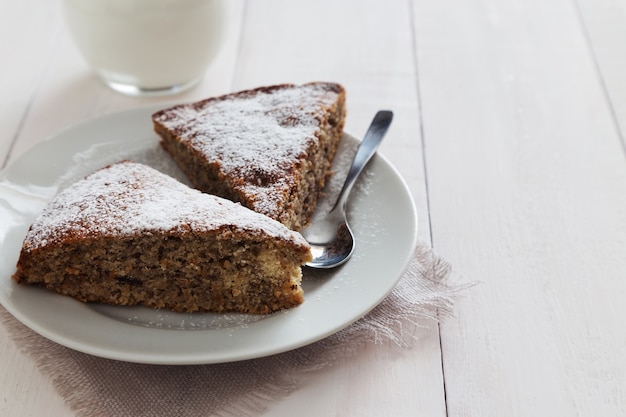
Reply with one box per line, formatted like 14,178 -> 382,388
62,0 -> 227,95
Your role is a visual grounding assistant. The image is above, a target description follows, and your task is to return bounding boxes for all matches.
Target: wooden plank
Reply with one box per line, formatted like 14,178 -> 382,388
0,0 -> 60,167
236,1 -> 443,416
413,0 -> 626,415
0,320 -> 74,416
575,0 -> 626,151
260,326 -> 446,417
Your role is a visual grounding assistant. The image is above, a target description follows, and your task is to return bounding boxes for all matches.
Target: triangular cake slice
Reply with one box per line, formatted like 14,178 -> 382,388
151,82 -> 346,231
12,161 -> 312,314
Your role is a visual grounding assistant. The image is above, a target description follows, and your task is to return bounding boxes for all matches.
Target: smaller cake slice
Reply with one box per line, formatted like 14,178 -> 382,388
152,82 -> 346,231
12,161 -> 311,314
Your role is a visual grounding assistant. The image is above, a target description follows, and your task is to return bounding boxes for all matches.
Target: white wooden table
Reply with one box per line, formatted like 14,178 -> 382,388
2,0 -> 626,415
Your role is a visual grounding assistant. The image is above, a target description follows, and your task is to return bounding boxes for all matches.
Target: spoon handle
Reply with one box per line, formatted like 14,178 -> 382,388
333,110 -> 393,212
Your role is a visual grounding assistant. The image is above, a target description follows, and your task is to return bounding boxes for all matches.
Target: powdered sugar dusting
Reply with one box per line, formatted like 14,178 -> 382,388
24,161 -> 308,251
153,83 -> 343,216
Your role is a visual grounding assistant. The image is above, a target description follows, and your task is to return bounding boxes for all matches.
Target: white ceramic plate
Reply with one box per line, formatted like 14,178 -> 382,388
0,106 -> 418,364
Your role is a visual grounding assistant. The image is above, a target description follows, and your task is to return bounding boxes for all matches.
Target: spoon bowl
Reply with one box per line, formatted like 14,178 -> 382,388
302,110 -> 393,268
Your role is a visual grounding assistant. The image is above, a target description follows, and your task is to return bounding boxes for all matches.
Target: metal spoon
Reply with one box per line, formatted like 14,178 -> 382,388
301,110 -> 393,268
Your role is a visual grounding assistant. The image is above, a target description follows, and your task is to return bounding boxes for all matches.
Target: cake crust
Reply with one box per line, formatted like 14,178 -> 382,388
152,82 -> 346,231
12,161 -> 312,314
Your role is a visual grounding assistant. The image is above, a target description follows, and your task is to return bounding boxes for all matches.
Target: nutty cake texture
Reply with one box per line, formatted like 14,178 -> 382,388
152,82 -> 346,231
12,161 -> 312,314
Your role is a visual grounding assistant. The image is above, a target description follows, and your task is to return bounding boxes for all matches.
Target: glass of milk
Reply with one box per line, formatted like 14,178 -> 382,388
62,0 -> 227,96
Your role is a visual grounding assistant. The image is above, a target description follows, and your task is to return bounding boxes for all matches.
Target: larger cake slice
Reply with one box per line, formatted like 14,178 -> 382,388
12,161 -> 312,314
151,82 -> 346,231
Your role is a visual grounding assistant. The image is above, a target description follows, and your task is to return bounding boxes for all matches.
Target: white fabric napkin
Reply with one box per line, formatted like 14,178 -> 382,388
1,243 -> 469,417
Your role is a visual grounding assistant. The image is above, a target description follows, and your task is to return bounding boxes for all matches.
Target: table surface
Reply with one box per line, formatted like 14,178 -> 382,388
2,0 -> 626,415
